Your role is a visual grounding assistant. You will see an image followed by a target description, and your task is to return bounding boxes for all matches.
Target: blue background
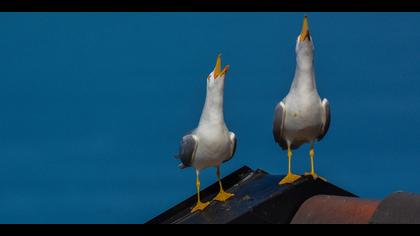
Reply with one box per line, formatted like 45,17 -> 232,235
0,13 -> 419,223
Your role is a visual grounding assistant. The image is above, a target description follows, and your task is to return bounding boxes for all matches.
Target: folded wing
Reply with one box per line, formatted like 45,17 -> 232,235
273,101 -> 288,150
317,98 -> 330,141
176,134 -> 198,169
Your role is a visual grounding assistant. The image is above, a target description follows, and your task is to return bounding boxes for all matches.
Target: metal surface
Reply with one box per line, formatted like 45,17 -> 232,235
146,166 -> 356,224
291,195 -> 380,224
146,166 -> 254,224
370,192 -> 420,224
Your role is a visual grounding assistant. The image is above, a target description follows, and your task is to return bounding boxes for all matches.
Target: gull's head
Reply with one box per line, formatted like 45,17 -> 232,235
207,53 -> 230,85
295,16 -> 314,69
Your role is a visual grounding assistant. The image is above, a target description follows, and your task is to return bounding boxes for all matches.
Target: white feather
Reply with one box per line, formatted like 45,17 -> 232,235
192,72 -> 234,170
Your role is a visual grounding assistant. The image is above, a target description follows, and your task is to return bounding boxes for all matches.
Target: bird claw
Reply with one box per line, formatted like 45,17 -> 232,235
191,201 -> 210,213
279,173 -> 301,185
304,172 -> 327,182
213,190 -> 235,202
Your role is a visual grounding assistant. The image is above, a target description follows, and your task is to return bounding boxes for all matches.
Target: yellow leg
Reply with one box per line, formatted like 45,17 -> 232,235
304,144 -> 327,182
191,170 -> 210,213
279,145 -> 301,185
213,167 -> 235,202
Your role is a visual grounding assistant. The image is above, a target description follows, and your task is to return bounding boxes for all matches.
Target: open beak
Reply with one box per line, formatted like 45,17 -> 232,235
299,16 -> 310,42
213,53 -> 230,79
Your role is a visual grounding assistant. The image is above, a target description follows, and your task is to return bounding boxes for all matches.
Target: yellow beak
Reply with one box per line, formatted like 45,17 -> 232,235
213,53 -> 230,79
299,16 -> 310,42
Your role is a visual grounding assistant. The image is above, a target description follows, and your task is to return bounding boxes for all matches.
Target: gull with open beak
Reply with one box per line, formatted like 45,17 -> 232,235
273,16 -> 331,185
176,54 -> 237,213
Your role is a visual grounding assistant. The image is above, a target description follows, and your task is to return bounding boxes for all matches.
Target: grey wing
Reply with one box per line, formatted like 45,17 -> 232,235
317,98 -> 331,141
224,132 -> 237,163
273,102 -> 288,149
175,134 -> 198,169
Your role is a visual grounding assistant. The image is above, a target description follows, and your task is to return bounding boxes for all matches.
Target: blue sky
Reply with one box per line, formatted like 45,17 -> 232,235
0,13 -> 419,223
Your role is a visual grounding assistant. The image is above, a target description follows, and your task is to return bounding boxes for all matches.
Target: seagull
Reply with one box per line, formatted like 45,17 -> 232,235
176,54 -> 237,213
273,16 -> 330,185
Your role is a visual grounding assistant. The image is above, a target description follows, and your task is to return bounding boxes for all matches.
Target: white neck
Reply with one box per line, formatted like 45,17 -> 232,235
199,79 -> 225,127
290,48 -> 317,94
291,65 -> 316,93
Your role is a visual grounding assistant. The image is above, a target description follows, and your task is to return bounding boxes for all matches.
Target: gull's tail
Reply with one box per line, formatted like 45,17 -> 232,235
174,154 -> 187,169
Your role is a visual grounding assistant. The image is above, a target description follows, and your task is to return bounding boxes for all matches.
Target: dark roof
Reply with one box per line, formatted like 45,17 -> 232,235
146,166 -> 356,224
147,166 -> 420,224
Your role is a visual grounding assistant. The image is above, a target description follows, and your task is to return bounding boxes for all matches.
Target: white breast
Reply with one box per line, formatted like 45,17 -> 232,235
193,125 -> 231,170
283,91 -> 323,143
